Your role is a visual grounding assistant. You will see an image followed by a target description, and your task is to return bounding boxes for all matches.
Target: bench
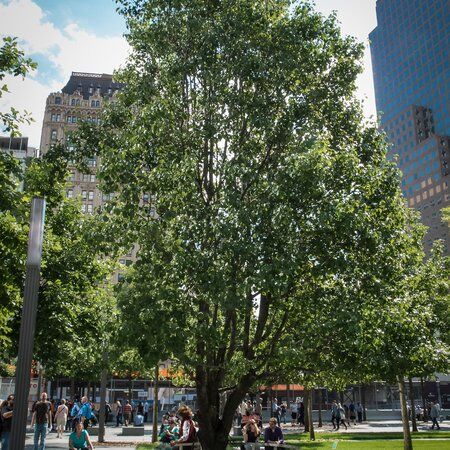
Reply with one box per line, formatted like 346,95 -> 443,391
121,426 -> 145,436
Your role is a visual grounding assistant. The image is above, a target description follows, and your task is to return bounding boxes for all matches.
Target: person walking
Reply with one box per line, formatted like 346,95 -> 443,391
356,402 -> 363,423
143,401 -> 149,423
123,400 -> 132,427
1,395 -> 14,450
430,402 -> 441,430
31,392 -> 52,450
77,396 -> 94,430
290,401 -> 298,426
330,400 -> 338,430
115,401 -> 123,427
336,403 -> 348,431
348,401 -> 356,425
54,399 -> 68,438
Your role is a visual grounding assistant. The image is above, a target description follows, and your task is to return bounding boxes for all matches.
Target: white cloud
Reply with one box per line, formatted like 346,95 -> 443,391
0,0 -> 129,147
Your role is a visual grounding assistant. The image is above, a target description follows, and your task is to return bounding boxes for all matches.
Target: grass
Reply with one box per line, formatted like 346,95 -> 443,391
136,437 -> 450,450
282,431 -> 450,441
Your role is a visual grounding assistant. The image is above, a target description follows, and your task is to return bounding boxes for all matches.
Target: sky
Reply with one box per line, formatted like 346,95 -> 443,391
0,0 -> 378,147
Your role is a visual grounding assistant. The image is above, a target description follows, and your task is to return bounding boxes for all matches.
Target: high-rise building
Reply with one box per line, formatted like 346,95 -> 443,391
370,0 -> 449,253
39,72 -> 137,278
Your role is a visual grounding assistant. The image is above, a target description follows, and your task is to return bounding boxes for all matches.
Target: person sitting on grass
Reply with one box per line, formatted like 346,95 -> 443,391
69,421 -> 93,450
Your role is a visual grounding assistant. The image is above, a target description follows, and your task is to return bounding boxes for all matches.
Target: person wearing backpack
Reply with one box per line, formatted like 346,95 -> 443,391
76,397 -> 94,430
171,405 -> 197,446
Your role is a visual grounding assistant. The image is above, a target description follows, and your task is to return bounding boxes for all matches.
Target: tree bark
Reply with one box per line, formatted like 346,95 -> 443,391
304,389 -> 310,432
318,389 -> 323,427
409,377 -> 418,432
308,389 -> 315,441
398,377 -> 413,450
98,353 -> 108,443
152,365 -> 159,443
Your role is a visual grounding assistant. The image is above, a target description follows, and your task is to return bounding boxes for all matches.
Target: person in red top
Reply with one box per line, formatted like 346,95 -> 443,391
123,400 -> 133,427
171,405 -> 197,447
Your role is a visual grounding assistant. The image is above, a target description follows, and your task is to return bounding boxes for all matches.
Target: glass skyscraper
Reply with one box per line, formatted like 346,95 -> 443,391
370,0 -> 449,253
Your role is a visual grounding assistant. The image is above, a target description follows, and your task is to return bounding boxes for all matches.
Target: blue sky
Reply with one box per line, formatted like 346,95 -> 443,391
0,0 -> 377,147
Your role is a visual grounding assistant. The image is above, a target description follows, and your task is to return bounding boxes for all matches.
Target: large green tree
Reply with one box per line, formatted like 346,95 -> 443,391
70,1 -> 445,448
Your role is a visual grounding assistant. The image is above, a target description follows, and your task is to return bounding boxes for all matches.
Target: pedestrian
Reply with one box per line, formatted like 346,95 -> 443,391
264,417 -> 284,449
1,395 -> 14,450
31,392 -> 52,450
356,402 -> 363,423
336,403 -> 348,431
171,405 -> 197,446
115,400 -> 123,427
348,401 -> 356,425
280,403 -> 287,424
143,401 -> 149,423
330,400 -> 338,430
70,399 -> 81,431
77,396 -> 94,430
54,399 -> 68,439
290,401 -> 298,426
69,421 -> 93,450
123,400 -> 132,427
430,402 -> 441,430
297,401 -> 305,426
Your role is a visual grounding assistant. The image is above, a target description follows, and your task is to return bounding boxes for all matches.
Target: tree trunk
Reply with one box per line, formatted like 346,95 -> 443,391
398,377 -> 413,450
152,365 -> 159,443
308,389 -> 315,441
420,377 -> 428,422
195,369 -> 255,450
409,377 -> 418,432
98,353 -> 108,443
304,389 -> 310,432
318,389 -> 323,427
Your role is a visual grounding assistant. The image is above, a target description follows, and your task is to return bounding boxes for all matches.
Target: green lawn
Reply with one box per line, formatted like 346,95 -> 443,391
136,439 -> 450,450
282,431 -> 450,441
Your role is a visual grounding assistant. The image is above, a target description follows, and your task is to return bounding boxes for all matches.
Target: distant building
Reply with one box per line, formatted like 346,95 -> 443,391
0,136 -> 37,190
370,0 -> 449,253
39,72 -> 137,280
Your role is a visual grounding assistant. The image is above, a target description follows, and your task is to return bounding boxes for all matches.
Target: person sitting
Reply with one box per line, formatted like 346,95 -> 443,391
241,419 -> 260,450
69,421 -> 93,450
264,417 -> 284,449
170,405 -> 197,447
159,417 -> 180,446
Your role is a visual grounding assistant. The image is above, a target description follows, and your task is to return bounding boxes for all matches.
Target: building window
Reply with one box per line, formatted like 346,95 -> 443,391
72,116 -> 77,123
86,158 -> 96,167
91,100 -> 95,107
70,172 -> 75,181
82,190 -> 87,200
90,174 -> 96,182
71,98 -> 76,106
81,204 -> 87,213
51,130 -> 57,140
67,116 -> 72,123
95,100 -> 100,107
89,87 -> 93,94
56,114 -> 61,122
87,204 -> 93,213
51,114 -> 56,122
54,96 -> 61,105
67,189 -> 73,198
88,191 -> 94,200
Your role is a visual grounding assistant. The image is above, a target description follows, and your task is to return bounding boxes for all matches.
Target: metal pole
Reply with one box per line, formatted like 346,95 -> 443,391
10,197 -> 46,450
98,352 -> 108,443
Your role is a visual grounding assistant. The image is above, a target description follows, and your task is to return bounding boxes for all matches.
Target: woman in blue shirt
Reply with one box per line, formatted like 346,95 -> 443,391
69,421 -> 93,450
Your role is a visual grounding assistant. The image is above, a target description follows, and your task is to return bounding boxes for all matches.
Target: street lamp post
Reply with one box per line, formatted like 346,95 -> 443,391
9,197 -> 46,450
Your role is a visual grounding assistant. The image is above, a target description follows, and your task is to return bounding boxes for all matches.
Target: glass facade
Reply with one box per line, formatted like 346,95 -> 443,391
370,0 -> 450,252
